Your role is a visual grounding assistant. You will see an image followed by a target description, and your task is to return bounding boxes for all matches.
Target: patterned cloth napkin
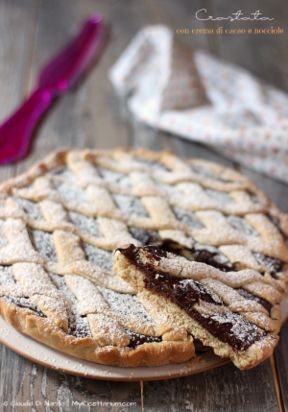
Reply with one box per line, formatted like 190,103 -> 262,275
109,25 -> 288,183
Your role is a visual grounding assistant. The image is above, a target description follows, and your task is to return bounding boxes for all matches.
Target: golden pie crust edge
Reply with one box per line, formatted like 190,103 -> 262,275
0,298 -> 195,367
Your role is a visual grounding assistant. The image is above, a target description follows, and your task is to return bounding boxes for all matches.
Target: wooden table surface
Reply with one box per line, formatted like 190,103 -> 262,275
0,0 -> 287,411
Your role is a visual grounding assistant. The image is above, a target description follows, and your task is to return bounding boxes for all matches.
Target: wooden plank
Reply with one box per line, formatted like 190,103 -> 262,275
69,0 -> 139,150
0,0 -> 38,182
0,0 -> 141,410
15,0 -> 133,173
143,361 -> 279,412
0,3 -> 45,409
0,0 -> 286,411
0,0 -> 38,118
275,323 -> 288,410
0,347 -> 141,411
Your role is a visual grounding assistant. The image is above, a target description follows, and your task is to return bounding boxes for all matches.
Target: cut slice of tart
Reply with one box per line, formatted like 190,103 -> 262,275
114,243 -> 281,369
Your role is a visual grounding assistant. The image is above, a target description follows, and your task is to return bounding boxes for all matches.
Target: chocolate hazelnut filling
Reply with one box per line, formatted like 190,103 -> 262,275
192,248 -> 233,272
193,338 -> 211,354
5,296 -> 46,318
129,227 -> 160,245
119,245 -> 265,351
236,288 -> 273,314
268,214 -> 288,241
152,239 -> 233,272
254,253 -> 284,279
127,331 -> 162,348
68,315 -> 91,338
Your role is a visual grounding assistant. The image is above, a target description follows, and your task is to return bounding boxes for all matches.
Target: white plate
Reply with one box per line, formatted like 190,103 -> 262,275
0,318 -> 226,381
1,298 -> 287,381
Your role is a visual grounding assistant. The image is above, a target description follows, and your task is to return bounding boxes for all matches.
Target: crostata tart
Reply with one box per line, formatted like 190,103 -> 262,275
0,148 -> 287,369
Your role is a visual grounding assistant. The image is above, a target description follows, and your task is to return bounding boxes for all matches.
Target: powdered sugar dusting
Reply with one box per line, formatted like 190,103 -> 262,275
49,273 -> 91,338
97,167 -> 131,187
129,227 -> 159,245
180,279 -> 223,305
98,286 -> 154,327
194,243 -> 218,253
14,197 -> 42,220
5,296 -> 45,317
69,314 -> 91,338
0,266 -> 15,286
227,216 -> 258,237
174,208 -> 203,229
190,164 -> 231,183
113,194 -> 148,217
157,182 -> 177,197
208,311 -> 263,350
54,182 -> 86,204
69,212 -> 100,237
30,230 -> 57,261
0,220 -> 8,248
254,252 -> 283,274
83,244 -> 112,271
206,189 -> 231,203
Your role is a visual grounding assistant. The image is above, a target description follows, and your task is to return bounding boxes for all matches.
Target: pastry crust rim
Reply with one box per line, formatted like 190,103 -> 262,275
0,298 -> 195,367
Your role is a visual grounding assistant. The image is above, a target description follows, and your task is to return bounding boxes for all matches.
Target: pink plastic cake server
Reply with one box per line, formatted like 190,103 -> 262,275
0,14 -> 104,163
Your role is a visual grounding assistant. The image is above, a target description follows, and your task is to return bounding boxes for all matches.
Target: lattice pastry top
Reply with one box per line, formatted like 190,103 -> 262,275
0,148 -> 287,368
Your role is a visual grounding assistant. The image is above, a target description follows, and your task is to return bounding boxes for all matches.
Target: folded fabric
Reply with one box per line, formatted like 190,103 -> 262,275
109,25 -> 288,183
